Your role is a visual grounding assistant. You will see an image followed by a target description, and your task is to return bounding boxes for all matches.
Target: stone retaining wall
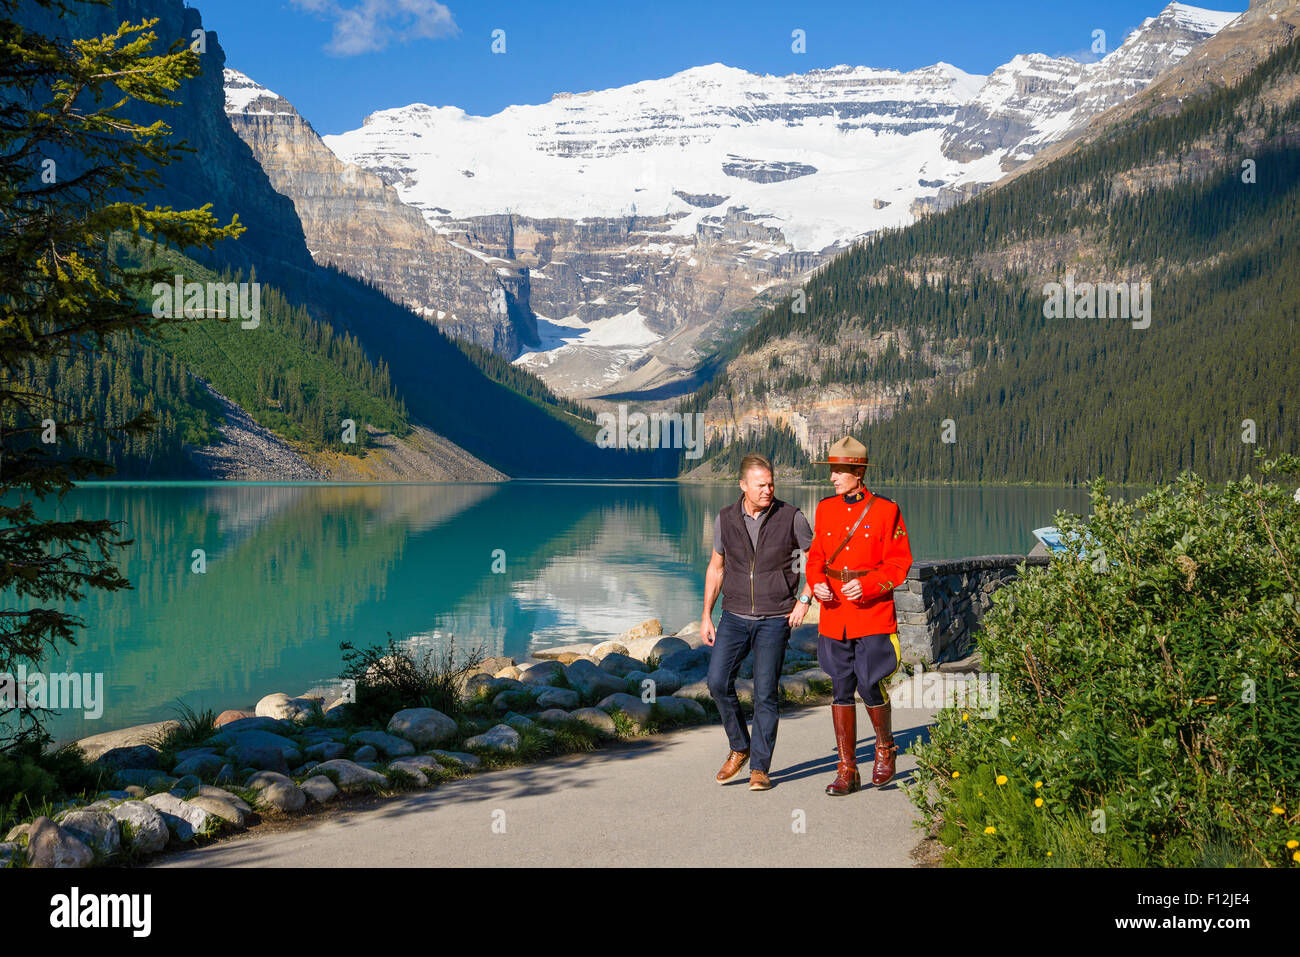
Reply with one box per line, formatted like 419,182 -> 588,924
893,555 -> 1050,665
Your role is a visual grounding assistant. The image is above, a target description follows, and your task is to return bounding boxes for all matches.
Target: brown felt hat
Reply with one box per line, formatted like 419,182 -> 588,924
814,435 -> 878,467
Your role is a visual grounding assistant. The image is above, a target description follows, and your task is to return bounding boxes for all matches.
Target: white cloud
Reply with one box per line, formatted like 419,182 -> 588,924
291,0 -> 459,56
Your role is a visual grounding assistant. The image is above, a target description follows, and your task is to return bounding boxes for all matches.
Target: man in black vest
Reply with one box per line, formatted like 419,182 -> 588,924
702,453 -> 814,790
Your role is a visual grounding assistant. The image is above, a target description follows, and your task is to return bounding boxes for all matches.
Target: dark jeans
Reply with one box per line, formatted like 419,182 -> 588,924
706,610 -> 790,773
817,632 -> 901,706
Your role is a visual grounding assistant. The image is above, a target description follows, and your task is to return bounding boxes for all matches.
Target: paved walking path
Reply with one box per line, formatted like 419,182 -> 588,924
154,704 -> 938,867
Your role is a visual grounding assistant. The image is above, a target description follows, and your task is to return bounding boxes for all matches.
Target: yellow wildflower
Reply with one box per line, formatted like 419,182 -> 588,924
984,826 -> 996,834
961,713 -> 969,722
952,771 -> 960,778
1034,780 -> 1043,789
996,775 -> 1008,785
1035,797 -> 1043,807
1288,840 -> 1298,850
1272,806 -> 1286,815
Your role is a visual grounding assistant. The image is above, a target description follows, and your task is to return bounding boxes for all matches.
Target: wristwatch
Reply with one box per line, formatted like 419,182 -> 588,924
798,593 -> 812,605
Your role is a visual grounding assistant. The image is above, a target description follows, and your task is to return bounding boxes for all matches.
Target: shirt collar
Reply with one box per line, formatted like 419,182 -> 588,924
843,488 -> 867,504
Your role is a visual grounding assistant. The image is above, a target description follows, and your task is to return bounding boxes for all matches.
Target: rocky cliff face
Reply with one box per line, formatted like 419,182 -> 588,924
940,3 -> 1239,168
222,70 -> 534,354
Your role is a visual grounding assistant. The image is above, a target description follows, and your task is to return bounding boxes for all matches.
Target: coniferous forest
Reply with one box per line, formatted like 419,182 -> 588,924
683,34 -> 1300,485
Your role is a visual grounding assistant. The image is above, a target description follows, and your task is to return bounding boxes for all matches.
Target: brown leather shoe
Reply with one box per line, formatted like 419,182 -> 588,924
749,770 -> 772,791
716,748 -> 749,784
825,703 -> 861,796
866,702 -> 899,786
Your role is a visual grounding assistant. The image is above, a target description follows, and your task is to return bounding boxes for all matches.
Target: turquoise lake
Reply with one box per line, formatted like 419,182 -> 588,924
7,481 -> 1097,744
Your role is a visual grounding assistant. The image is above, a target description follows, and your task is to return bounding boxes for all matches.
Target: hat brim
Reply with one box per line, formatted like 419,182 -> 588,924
814,459 -> 879,467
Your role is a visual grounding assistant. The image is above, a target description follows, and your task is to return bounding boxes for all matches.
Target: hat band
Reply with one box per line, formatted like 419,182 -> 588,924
826,456 -> 867,464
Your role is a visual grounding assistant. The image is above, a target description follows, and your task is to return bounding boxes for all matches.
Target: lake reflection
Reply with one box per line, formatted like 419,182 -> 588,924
10,481 -> 1093,743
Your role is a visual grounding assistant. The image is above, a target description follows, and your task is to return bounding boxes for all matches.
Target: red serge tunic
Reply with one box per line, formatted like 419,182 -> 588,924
805,490 -> 914,640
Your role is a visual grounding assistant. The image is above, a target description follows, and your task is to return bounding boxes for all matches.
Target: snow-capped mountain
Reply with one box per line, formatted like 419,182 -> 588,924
223,69 -> 534,355
942,3 -> 1241,167
233,3 -> 1237,398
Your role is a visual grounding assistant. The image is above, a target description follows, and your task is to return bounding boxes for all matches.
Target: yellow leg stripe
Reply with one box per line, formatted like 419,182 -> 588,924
876,632 -> 902,703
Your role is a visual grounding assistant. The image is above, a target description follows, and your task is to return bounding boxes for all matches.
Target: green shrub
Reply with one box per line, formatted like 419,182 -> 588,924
906,456 -> 1300,867
339,634 -> 485,727
0,738 -> 108,836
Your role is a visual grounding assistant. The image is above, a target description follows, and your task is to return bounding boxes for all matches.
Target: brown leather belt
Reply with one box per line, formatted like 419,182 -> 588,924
823,566 -> 868,582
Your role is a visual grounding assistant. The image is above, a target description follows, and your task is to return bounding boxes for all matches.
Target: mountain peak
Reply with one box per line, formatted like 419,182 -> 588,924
223,68 -> 296,117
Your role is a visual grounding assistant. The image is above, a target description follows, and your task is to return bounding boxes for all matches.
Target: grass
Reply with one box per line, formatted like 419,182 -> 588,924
151,700 -> 218,770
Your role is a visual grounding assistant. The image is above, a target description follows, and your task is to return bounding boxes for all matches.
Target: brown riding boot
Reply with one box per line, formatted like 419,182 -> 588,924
866,702 -> 899,786
825,704 -> 861,796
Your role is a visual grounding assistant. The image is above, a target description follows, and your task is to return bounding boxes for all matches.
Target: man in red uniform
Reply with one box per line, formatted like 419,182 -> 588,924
804,436 -> 913,795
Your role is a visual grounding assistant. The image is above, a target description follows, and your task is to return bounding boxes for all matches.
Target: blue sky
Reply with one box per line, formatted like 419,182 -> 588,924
198,0 -> 1248,135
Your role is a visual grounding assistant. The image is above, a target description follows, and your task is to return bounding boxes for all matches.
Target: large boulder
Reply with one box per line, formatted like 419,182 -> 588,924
172,752 -> 225,778
565,659 -> 628,700
653,696 -> 708,722
517,660 -> 567,687
388,708 -> 458,748
464,724 -> 520,753
73,721 -> 179,765
256,692 -> 321,722
477,655 -> 516,674
386,758 -> 437,787
143,793 -> 216,842
348,730 -> 415,758
245,770 -> 295,791
256,782 -> 306,813
660,646 -> 712,679
588,640 -> 629,661
535,708 -> 575,723
531,644 -> 594,664
642,668 -> 682,696
676,679 -> 712,701
55,809 -> 120,858
673,620 -> 706,647
570,708 -> 617,733
428,750 -> 481,770
534,688 -> 580,710
211,728 -> 302,763
225,743 -> 290,774
214,709 -> 255,728
92,745 -> 160,772
625,635 -> 690,663
597,653 -> 645,678
618,619 -> 663,643
596,692 -> 653,730
304,740 -> 346,761
306,759 -> 389,791
211,715 -> 288,736
189,786 -> 252,815
789,624 -> 821,656
300,775 -> 339,804
188,794 -> 249,827
25,817 -> 93,868
110,801 -> 169,854
779,673 -> 813,698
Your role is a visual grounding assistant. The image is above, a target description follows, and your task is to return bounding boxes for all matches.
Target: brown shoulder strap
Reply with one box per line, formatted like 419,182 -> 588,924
825,494 -> 875,566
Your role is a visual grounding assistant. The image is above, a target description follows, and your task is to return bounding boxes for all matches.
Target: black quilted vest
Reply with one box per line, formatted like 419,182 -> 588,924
719,496 -> 800,617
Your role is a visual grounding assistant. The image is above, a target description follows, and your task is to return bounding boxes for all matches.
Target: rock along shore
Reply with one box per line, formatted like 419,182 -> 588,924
5,617 -> 885,869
